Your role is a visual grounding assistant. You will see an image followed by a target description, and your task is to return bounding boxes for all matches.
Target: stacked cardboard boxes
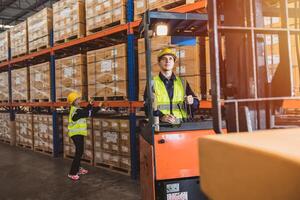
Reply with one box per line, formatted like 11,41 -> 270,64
0,31 -> 9,62
30,62 -> 51,101
33,114 -> 62,154
94,118 -> 131,172
0,72 -> 8,102
12,68 -> 29,101
27,7 -> 53,52
87,44 -> 127,100
63,116 -> 93,164
0,113 -> 12,143
55,54 -> 87,101
10,21 -> 28,57
134,0 -> 197,20
86,0 -> 126,35
53,0 -> 85,43
15,114 -> 34,148
138,36 -> 201,100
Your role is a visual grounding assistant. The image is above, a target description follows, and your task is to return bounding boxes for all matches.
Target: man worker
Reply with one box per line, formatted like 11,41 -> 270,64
144,47 -> 199,124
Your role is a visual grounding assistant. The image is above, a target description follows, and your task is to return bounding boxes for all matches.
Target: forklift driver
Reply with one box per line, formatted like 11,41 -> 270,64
144,47 -> 200,124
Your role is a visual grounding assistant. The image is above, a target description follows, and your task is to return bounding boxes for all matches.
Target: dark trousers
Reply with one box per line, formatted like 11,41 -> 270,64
69,135 -> 84,175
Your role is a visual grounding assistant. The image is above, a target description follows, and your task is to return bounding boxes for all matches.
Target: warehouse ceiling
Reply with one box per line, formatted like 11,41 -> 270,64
0,0 -> 59,32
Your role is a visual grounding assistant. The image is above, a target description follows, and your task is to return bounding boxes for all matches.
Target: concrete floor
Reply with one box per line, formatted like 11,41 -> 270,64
0,143 -> 140,200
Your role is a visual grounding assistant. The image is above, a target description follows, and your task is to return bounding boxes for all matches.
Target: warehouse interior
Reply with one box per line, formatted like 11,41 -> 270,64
1,0 -> 300,199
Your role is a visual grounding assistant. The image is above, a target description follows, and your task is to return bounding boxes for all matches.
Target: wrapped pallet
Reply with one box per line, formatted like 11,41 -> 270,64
0,31 -> 9,62
15,113 -> 33,149
134,0 -> 198,20
93,118 -> 131,174
86,0 -> 126,35
138,36 -> 201,100
0,113 -> 13,144
53,0 -> 85,44
10,21 -> 28,58
0,72 -> 8,102
63,115 -> 93,164
12,68 -> 29,102
30,62 -> 50,101
33,114 -> 63,155
27,7 -> 53,52
55,54 -> 87,101
87,44 -> 127,100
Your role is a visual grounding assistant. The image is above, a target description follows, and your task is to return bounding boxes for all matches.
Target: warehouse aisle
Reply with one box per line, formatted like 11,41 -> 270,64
0,143 -> 140,200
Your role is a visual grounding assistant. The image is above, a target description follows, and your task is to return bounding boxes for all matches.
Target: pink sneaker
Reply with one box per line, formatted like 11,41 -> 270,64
78,167 -> 88,175
68,174 -> 80,181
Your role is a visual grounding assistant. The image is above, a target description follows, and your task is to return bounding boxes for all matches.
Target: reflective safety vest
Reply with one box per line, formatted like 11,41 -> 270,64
68,106 -> 88,137
153,75 -> 187,119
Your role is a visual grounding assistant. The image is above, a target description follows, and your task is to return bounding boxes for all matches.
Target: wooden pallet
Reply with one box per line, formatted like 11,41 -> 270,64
56,98 -> 67,102
54,34 -> 84,45
12,99 -> 28,103
29,45 -> 50,53
31,98 -> 50,103
64,154 -> 93,165
0,100 -> 9,103
12,53 -> 27,59
0,138 -> 11,144
17,143 -> 33,150
0,58 -> 8,63
94,162 -> 130,176
34,147 -> 53,156
87,19 -> 126,35
90,96 -> 126,101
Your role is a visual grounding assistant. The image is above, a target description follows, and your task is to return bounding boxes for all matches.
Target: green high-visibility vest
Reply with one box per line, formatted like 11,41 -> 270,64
153,75 -> 187,119
68,106 -> 88,137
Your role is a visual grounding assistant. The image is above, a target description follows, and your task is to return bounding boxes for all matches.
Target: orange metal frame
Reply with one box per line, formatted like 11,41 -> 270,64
154,129 -> 215,180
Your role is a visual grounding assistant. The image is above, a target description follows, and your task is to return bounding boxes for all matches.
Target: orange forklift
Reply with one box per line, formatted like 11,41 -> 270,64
139,11 -> 220,200
139,0 -> 300,199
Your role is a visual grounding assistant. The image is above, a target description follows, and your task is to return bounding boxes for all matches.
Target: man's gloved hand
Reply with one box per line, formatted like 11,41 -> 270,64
161,114 -> 178,124
185,95 -> 194,105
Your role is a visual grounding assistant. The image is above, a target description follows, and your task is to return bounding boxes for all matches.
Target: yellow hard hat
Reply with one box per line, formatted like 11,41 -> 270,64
67,91 -> 81,104
158,47 -> 177,61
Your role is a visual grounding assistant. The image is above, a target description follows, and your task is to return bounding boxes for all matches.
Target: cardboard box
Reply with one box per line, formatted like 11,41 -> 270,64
55,54 -> 87,100
0,31 -> 10,62
27,7 -> 53,52
30,62 -> 50,100
53,0 -> 85,43
0,72 -> 8,102
12,68 -> 29,101
199,129 -> 300,200
10,21 -> 28,57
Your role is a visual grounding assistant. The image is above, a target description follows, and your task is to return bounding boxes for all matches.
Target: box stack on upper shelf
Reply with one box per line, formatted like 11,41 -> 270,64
27,7 -> 53,52
134,0 -> 198,20
10,21 -> 28,58
12,68 -> 29,102
15,113 -> 34,149
85,0 -> 127,35
138,36 -> 201,100
63,116 -> 93,165
33,114 -> 63,156
55,54 -> 87,101
87,44 -> 127,100
0,113 -> 13,144
0,72 -> 8,103
94,118 -> 131,175
30,62 -> 51,102
53,0 -> 86,44
0,31 -> 10,62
